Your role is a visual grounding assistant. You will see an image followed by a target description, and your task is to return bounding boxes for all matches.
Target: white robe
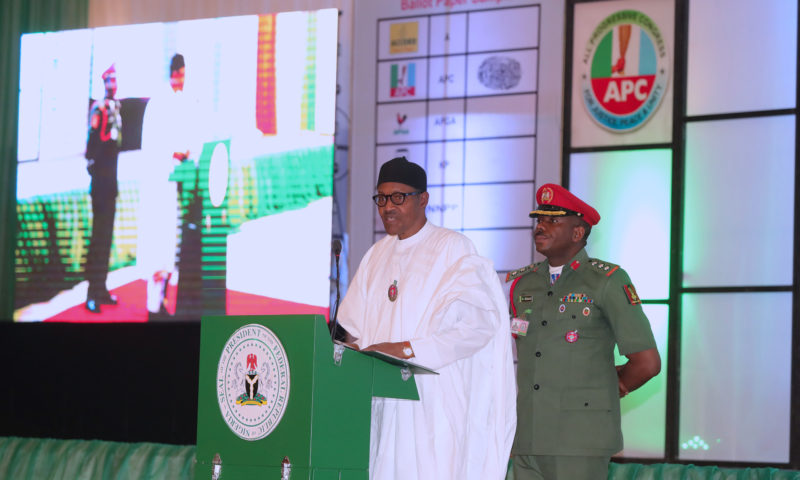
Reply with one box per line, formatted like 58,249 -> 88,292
138,86 -> 201,312
338,221 -> 516,480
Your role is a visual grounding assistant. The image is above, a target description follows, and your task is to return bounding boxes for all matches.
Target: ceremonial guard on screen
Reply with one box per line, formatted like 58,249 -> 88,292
84,63 -> 121,313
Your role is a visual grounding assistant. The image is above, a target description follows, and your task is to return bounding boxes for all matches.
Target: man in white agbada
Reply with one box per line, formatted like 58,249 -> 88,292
139,53 -> 202,318
337,157 -> 516,479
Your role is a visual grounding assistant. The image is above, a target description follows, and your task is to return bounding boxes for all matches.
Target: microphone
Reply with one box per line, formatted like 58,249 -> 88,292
330,239 -> 343,342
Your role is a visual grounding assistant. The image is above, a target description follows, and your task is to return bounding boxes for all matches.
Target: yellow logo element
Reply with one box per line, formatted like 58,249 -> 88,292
390,22 -> 419,54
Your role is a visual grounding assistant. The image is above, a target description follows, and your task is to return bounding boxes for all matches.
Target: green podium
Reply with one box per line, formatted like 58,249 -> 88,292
195,315 -> 421,479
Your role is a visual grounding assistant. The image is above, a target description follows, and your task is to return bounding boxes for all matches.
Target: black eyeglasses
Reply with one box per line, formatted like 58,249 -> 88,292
372,191 -> 422,207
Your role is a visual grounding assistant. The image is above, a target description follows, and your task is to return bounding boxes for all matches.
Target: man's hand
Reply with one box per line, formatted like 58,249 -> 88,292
363,341 -> 414,359
341,341 -> 360,351
616,365 -> 630,397
616,347 -> 661,397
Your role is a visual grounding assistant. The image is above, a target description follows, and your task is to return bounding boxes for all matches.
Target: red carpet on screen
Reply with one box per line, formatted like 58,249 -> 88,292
45,280 -> 329,323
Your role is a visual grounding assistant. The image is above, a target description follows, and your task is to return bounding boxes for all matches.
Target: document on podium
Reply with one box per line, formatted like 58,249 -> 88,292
335,341 -> 438,375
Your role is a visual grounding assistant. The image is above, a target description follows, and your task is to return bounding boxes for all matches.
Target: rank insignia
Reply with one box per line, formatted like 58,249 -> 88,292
589,259 -> 620,277
565,330 -> 579,343
506,263 -> 538,282
388,280 -> 398,302
623,284 -> 641,305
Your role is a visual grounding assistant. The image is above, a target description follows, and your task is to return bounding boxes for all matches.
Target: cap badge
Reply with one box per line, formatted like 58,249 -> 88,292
540,187 -> 554,204
388,280 -> 398,302
565,330 -> 579,343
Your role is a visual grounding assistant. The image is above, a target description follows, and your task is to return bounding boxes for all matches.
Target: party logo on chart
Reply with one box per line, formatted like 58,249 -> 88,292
390,62 -> 417,98
217,324 -> 290,441
580,9 -> 669,132
478,56 -> 521,90
393,112 -> 410,135
389,21 -> 419,54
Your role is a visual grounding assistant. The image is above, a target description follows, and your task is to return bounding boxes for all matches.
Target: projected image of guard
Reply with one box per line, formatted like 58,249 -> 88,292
139,53 -> 202,321
84,63 -> 122,314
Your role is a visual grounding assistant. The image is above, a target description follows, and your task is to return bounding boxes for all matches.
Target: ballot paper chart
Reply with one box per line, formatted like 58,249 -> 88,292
373,5 -> 542,271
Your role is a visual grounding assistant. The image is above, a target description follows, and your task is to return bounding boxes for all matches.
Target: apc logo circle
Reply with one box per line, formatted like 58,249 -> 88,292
581,10 -> 669,132
217,324 -> 290,441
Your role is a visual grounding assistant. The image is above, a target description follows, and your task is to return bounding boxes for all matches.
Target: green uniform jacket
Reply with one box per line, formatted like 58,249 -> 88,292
508,248 -> 656,457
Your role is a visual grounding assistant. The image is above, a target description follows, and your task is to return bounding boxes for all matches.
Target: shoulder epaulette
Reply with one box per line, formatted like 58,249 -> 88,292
505,262 -> 542,283
587,258 -> 620,277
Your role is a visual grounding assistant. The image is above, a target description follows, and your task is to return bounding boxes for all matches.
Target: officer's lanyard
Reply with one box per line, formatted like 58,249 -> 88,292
509,277 -> 522,317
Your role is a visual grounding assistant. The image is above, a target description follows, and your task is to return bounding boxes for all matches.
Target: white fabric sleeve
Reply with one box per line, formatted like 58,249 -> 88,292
409,255 -> 506,371
410,301 -> 499,371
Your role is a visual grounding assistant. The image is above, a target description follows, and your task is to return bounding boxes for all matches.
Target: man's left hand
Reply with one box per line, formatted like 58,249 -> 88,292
617,348 -> 661,397
363,341 -> 414,359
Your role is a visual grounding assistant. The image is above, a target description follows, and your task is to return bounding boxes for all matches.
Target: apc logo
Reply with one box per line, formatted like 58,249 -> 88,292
580,10 -> 669,132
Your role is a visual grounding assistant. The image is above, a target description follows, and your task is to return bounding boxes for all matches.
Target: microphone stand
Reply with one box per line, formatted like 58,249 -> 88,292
330,240 -> 343,342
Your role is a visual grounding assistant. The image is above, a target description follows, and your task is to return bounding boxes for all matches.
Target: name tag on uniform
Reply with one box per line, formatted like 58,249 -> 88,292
511,318 -> 529,336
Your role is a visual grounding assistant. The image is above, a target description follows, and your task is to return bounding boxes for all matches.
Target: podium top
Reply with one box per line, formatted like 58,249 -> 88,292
338,343 -> 438,375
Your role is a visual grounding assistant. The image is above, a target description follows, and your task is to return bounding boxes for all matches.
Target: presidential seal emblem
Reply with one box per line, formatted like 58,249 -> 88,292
580,9 -> 669,132
217,324 -> 291,441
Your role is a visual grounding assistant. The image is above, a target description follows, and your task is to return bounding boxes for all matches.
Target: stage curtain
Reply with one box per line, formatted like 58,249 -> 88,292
0,437 -> 194,479
607,462 -> 800,480
3,436 -> 800,480
0,0 -> 89,320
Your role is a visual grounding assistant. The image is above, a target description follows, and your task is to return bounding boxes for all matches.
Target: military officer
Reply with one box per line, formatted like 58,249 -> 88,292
509,183 -> 661,480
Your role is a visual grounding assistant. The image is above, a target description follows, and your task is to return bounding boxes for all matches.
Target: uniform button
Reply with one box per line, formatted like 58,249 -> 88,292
541,320 -> 547,326
535,351 -> 542,357
547,291 -> 553,296
533,384 -> 540,390
572,315 -> 576,319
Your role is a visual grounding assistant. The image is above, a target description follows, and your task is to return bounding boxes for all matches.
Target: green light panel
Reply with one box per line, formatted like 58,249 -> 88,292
687,0 -> 797,116
569,149 -> 672,300
683,116 -> 795,287
615,304 -> 667,458
679,292 -> 791,463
